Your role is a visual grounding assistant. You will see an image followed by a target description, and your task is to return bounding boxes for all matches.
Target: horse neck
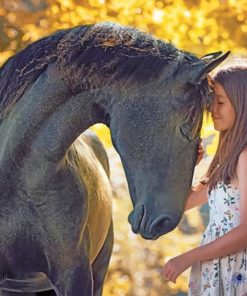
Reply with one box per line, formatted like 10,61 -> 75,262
0,66 -> 109,170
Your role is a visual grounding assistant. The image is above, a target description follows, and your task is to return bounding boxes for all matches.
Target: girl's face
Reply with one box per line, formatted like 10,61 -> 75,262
211,81 -> 236,132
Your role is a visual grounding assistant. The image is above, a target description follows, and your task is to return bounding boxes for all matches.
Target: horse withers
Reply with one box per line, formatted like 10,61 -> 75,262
0,22 -> 229,295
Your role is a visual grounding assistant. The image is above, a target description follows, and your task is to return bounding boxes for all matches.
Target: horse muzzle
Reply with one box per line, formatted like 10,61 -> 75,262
128,204 -> 180,240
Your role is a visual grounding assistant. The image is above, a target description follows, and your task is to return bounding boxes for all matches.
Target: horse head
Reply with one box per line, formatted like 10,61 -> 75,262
108,51 -> 229,240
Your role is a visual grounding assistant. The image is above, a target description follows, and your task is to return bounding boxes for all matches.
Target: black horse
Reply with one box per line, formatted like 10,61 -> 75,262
0,22 -> 229,295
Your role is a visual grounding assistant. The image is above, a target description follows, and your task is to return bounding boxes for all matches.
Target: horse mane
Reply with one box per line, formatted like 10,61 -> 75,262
0,28 -> 72,120
0,22 -> 207,124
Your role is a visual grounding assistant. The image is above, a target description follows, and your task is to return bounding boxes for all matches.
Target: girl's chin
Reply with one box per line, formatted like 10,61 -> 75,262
213,124 -> 227,132
213,123 -> 223,131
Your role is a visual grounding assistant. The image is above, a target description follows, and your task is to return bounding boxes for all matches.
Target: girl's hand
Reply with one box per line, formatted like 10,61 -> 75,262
196,139 -> 204,165
162,254 -> 191,284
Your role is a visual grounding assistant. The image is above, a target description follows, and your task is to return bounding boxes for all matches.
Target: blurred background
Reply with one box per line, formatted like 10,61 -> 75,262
0,0 -> 246,295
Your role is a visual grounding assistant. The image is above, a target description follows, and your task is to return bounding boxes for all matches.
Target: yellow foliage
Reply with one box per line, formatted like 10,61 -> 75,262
0,51 -> 14,65
91,124 -> 112,148
0,0 -> 246,56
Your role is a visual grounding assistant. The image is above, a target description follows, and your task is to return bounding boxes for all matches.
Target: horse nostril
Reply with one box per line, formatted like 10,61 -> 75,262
150,215 -> 174,236
128,204 -> 145,233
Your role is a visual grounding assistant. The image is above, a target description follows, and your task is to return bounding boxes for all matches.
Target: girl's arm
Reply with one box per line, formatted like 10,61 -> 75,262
185,182 -> 208,211
163,149 -> 247,283
185,149 -> 247,262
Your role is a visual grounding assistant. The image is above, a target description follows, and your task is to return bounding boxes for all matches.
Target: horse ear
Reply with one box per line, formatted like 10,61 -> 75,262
191,51 -> 231,82
200,51 -> 223,61
200,51 -> 231,76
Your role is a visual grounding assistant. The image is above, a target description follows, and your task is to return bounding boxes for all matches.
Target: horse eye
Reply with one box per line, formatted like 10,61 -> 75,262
179,124 -> 194,142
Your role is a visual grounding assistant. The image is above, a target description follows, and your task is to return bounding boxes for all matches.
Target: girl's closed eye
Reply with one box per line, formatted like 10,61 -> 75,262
216,95 -> 225,104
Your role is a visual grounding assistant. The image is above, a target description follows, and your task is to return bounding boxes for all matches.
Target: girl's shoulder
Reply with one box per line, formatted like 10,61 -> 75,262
237,147 -> 247,169
235,147 -> 247,183
239,147 -> 247,159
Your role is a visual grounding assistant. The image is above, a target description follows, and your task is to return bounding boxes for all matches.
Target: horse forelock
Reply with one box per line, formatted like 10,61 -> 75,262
185,77 -> 211,138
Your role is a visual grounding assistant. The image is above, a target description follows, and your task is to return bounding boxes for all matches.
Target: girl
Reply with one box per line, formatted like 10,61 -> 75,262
163,62 -> 247,295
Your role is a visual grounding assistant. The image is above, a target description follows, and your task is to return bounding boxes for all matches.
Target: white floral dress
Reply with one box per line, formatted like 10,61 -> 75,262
188,182 -> 247,296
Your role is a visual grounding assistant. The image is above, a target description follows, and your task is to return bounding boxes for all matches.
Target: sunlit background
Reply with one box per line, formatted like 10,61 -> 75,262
0,0 -> 246,295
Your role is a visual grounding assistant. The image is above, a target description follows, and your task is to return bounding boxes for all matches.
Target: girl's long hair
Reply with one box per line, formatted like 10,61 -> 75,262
206,62 -> 247,191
